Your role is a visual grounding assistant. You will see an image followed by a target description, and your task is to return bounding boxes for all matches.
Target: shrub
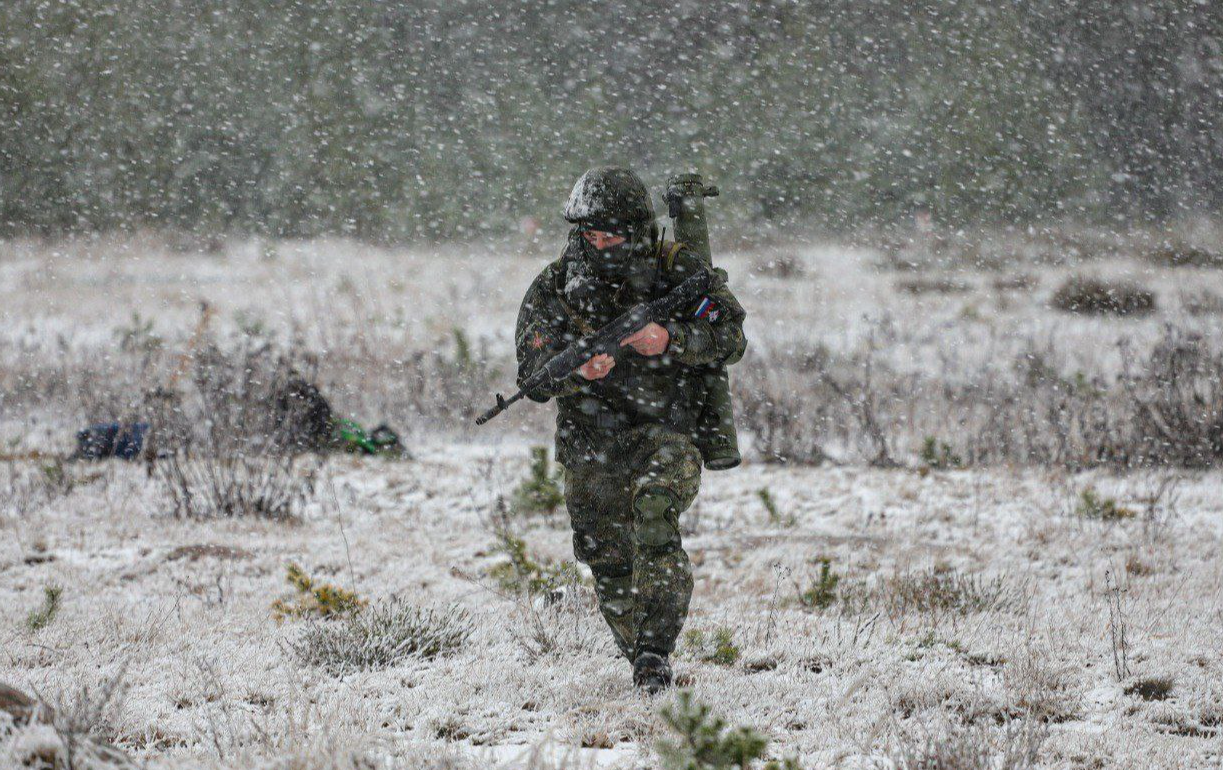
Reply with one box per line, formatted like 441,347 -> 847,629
510,447 -> 565,516
25,583 -> 63,631
920,437 -> 963,469
657,691 -> 798,770
451,328 -> 474,371
291,598 -> 472,673
272,562 -> 366,620
1051,276 -> 1155,316
1075,488 -> 1135,521
683,627 -> 741,667
114,312 -> 163,353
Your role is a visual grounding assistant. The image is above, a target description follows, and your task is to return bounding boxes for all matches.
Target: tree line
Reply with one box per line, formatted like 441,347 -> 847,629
1,0 -> 1219,241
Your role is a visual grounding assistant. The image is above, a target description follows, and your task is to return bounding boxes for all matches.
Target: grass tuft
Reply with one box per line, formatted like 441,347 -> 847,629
291,598 -> 472,673
843,566 -> 1019,617
683,627 -> 742,667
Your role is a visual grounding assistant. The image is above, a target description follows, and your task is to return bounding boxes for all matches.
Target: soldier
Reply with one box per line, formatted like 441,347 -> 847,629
514,167 -> 747,693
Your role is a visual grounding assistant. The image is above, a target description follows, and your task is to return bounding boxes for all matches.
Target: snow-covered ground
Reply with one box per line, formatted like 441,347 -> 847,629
1,233 -> 1222,768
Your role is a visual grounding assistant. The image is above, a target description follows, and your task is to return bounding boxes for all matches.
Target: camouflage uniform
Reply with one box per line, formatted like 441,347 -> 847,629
515,228 -> 747,661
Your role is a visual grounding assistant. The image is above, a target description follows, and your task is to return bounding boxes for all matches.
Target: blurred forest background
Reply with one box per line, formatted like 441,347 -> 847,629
1,0 -> 1220,242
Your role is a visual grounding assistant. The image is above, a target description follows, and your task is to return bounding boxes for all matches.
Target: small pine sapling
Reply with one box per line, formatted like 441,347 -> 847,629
798,558 -> 840,609
920,437 -> 962,469
1076,488 -> 1135,521
488,526 -> 581,595
756,488 -> 795,527
658,691 -> 800,770
272,562 -> 366,619
511,446 -> 565,516
26,583 -> 63,631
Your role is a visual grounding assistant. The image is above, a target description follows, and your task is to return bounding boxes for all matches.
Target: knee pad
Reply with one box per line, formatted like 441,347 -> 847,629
633,486 -> 681,552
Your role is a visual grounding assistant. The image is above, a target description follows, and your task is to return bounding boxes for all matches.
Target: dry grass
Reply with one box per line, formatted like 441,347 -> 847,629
2,231 -> 1223,768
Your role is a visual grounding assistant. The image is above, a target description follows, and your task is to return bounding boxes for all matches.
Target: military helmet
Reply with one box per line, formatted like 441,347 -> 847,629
562,167 -> 655,228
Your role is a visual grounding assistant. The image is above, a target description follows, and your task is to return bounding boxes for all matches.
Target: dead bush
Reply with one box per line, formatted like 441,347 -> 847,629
991,274 -> 1037,293
1180,288 -> 1223,316
733,347 -> 838,465
1119,330 -> 1223,468
896,276 -> 972,295
735,325 -> 1223,471
1003,650 -> 1082,723
156,452 -> 315,520
506,582 -> 606,662
845,567 -> 1020,619
751,252 -> 805,278
1125,677 -> 1174,702
152,341 -> 322,519
1147,241 -> 1223,268
891,720 -> 1046,770
1051,276 -> 1155,316
305,320 -> 500,434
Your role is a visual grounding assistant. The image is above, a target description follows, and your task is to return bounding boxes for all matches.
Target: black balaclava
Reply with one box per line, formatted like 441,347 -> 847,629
565,219 -> 658,308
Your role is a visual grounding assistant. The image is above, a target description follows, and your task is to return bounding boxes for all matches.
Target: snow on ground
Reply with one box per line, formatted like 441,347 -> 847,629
1,233 -> 1222,768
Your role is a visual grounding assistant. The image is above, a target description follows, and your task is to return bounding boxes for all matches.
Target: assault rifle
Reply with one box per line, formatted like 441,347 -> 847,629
475,268 -> 721,425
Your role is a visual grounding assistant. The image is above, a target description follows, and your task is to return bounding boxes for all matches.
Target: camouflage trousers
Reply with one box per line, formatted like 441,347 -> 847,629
563,424 -> 701,660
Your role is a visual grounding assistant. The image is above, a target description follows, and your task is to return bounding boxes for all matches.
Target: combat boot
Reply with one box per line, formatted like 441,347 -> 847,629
632,651 -> 673,695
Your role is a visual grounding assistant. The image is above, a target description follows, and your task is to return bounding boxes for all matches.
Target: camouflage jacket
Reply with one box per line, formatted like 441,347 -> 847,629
515,238 -> 747,468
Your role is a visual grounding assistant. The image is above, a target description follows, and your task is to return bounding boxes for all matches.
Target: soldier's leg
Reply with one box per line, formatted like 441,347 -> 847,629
563,465 -> 636,658
629,431 -> 701,658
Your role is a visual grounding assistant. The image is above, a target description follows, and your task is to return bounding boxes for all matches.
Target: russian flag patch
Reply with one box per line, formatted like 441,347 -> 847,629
694,296 -> 720,322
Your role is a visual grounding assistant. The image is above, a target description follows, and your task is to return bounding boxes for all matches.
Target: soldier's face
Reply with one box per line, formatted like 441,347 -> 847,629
581,230 -> 627,251
579,225 -> 649,281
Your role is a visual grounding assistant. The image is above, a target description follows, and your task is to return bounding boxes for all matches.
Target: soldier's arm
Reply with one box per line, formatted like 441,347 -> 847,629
663,253 -> 747,367
515,268 -> 586,402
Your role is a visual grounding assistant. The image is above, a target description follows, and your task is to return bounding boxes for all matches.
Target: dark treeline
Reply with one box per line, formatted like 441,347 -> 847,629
1,0 -> 1220,241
